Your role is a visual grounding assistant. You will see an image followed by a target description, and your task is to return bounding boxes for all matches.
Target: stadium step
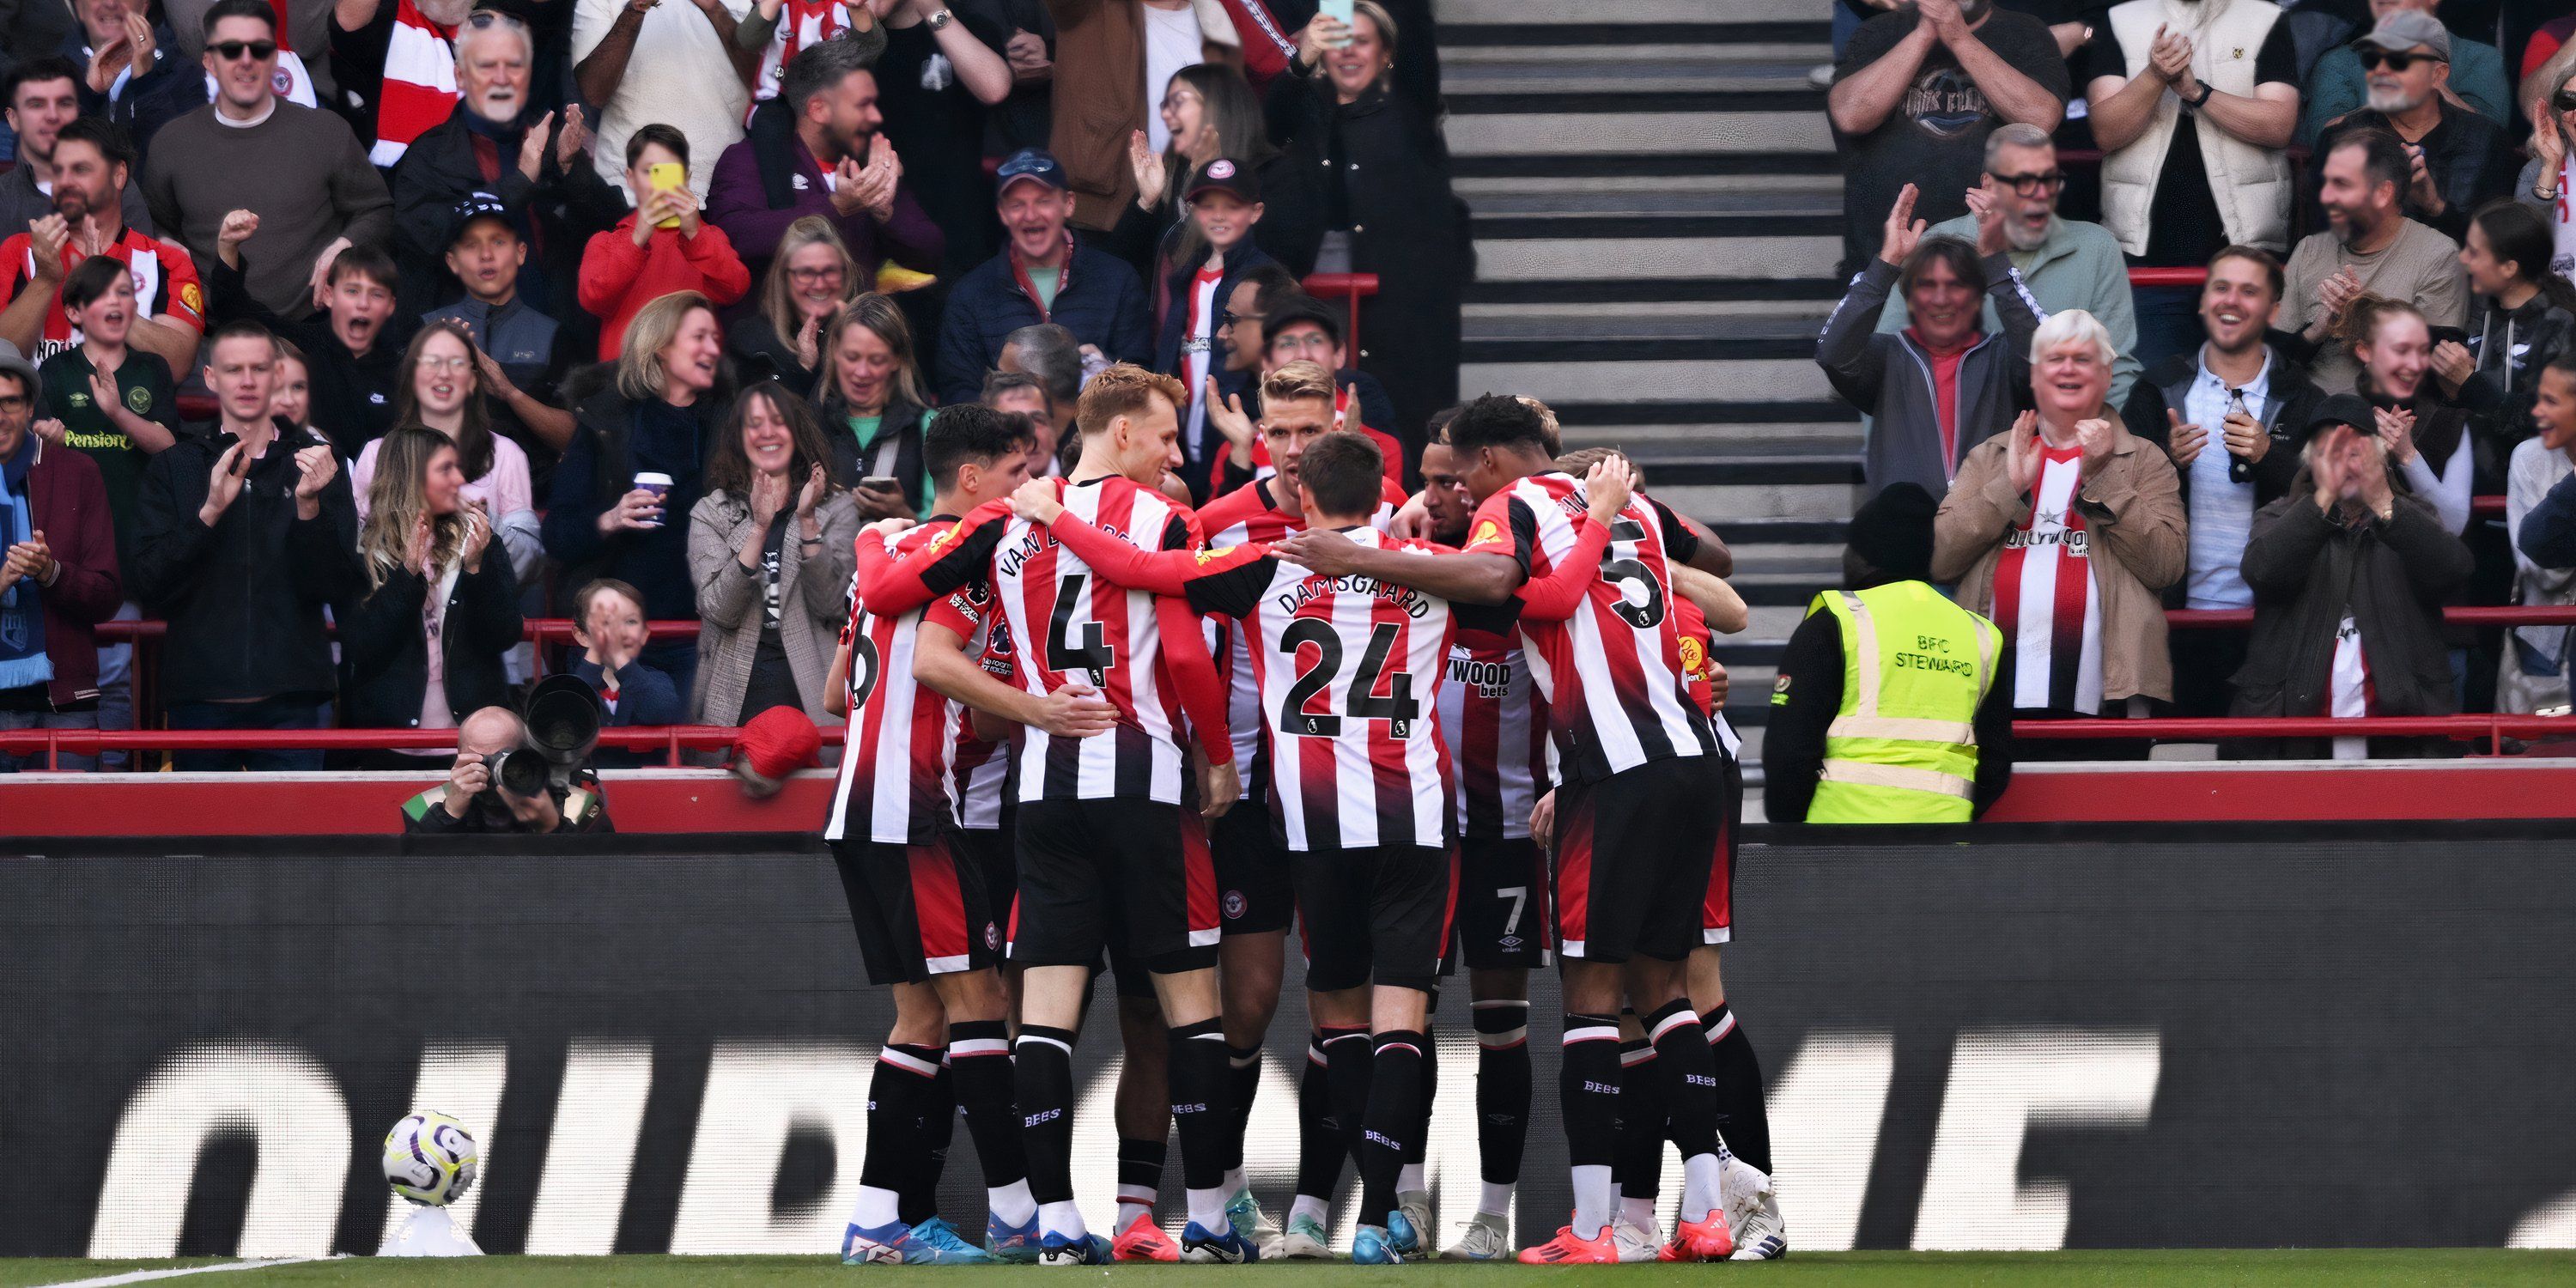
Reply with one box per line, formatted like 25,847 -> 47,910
1437,0 -> 1850,807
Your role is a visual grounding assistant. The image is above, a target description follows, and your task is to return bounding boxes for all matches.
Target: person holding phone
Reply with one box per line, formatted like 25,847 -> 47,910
339,426 -> 525,770
129,320 -> 362,771
687,381 -> 857,732
815,293 -> 937,518
577,124 -> 752,361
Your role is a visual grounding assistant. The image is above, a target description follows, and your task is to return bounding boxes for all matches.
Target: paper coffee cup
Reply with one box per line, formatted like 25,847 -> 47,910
634,471 -> 673,528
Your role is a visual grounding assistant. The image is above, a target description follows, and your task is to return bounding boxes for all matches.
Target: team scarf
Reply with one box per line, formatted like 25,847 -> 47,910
1010,231 -> 1076,322
368,0 -> 462,168
0,436 -> 51,692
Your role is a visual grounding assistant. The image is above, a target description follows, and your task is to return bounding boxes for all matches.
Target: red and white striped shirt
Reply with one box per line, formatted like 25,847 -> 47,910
1045,519 -> 1457,851
1,228 -> 204,361
1437,605 -> 1549,840
826,523 -> 987,844
751,0 -> 854,116
949,615 -> 1017,829
855,475 -> 1231,806
1990,444 -> 2103,714
1461,472 -> 1716,786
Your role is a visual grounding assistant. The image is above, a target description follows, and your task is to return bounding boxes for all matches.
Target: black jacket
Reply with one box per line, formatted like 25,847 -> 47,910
2311,100 -> 2518,243
817,391 -> 933,512
128,423 -> 363,705
401,770 -> 613,834
2123,345 -> 2323,604
1155,238 -> 1277,471
2458,289 -> 2576,459
205,252 -> 408,459
1098,147 -> 1330,282
541,386 -> 724,621
2232,479 -> 2474,756
338,556 -> 525,731
933,238 -> 1151,404
387,101 -> 628,317
1265,74 -> 1472,465
727,313 -> 818,392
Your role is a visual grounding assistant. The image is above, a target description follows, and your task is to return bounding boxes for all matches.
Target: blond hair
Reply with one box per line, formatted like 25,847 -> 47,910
1261,359 -> 1334,409
617,291 -> 716,403
1075,363 -> 1188,438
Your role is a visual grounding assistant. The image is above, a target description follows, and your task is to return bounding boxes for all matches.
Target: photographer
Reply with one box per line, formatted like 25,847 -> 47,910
400,705 -> 611,834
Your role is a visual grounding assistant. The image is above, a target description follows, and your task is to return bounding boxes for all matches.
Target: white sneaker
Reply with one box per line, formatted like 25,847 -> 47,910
1723,1156 -> 1787,1261
1394,1188 -> 1432,1256
1227,1188 -> 1285,1260
1441,1211 -> 1511,1261
1279,1212 -> 1332,1260
1807,64 -> 1833,89
1610,1212 -> 1662,1263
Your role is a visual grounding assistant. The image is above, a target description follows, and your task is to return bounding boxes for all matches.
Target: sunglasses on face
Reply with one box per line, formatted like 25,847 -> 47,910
2357,50 -> 2441,72
1218,309 -> 1258,329
210,39 -> 276,60
1988,169 -> 2065,197
465,9 -> 527,28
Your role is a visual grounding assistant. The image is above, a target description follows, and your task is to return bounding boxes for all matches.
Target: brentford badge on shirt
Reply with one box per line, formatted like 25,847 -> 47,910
1207,159 -> 1236,179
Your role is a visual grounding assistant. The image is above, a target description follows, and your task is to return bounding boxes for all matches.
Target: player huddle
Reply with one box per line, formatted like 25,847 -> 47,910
821,361 -> 1783,1266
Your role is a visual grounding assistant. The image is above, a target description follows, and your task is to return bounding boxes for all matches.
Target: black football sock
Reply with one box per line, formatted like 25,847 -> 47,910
1471,999 -> 1533,1190
1319,1025 -> 1375,1173
1560,1013 -> 1622,1240
1293,1037 -> 1345,1204
1166,1017 -> 1234,1232
1705,1003 -> 1773,1176
1404,1026 -> 1436,1174
860,1043 -> 940,1230
1358,1030 -> 1427,1227
1224,1042 -> 1264,1177
949,1020 -> 1030,1198
1613,1036 -> 1663,1206
1646,1000 -> 1726,1224
1116,1135 -> 1167,1225
1013,1026 -> 1078,1211
897,1047 -> 954,1227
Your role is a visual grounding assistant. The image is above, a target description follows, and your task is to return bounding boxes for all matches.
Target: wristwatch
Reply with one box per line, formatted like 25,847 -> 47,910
924,7 -> 953,30
2538,182 -> 2563,202
2182,80 -> 2214,109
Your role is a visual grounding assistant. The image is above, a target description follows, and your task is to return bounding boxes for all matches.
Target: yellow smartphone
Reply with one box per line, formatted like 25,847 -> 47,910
648,161 -> 684,230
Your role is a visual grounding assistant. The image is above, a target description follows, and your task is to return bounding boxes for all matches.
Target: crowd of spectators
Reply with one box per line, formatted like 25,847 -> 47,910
0,0 -> 1471,773
1825,0 -> 2576,752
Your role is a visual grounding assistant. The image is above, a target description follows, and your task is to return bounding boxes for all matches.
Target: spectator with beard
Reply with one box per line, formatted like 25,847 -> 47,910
572,0 -> 752,203
2235,394 -> 2470,758
2498,358 -> 2576,714
1827,0 -> 2068,276
0,118 -> 204,374
1818,184 -> 2044,495
1211,258 -> 1296,386
2301,0 -> 2509,144
2085,0 -> 2300,370
142,0 -> 392,323
210,225 -> 409,459
1,58 -> 158,237
1874,123 -> 2138,405
2123,245 -> 2321,716
2306,10 -> 2514,242
2282,128 -> 2468,396
389,9 -> 625,319
2439,203 -> 2576,458
330,0 -> 482,167
60,0 -> 210,165
1933,308 -> 2186,750
708,38 -> 945,283
933,147 -> 1149,403
577,125 -> 752,361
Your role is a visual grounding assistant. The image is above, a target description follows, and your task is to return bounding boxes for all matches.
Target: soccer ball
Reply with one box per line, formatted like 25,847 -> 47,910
383,1111 -> 479,1206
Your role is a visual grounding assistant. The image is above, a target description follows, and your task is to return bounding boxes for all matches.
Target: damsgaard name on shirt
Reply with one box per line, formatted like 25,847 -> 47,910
1276,573 -> 1433,620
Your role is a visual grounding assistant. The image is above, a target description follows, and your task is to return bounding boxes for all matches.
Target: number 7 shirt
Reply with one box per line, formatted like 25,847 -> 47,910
1461,471 -> 1717,787
852,475 -> 1234,807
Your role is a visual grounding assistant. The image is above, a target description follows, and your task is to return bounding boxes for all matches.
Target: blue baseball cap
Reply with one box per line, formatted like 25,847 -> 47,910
997,148 -> 1068,195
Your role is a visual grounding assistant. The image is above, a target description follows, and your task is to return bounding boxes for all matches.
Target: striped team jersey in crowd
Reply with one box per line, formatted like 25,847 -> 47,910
0,228 -> 204,361
1991,445 -> 2104,714
1044,517 -> 1456,851
854,475 -> 1218,806
1196,475 -> 1408,799
1437,604 -> 1550,840
950,617 -> 1018,829
827,522 -> 989,845
1462,471 -> 1716,786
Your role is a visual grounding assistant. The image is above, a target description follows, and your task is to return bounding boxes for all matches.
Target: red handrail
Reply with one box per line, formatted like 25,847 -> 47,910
2127,267 -> 2210,288
1302,272 -> 1379,355
2012,714 -> 2573,756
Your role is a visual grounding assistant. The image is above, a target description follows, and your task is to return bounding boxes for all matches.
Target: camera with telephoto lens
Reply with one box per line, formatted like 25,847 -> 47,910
484,676 -> 605,800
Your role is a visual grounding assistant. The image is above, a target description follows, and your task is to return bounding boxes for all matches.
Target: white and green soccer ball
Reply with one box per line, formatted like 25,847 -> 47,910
383,1111 -> 479,1206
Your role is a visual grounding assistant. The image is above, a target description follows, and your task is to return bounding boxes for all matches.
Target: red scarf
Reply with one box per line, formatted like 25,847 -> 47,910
1009,232 -> 1075,322
368,0 -> 459,167
1907,326 -> 1981,479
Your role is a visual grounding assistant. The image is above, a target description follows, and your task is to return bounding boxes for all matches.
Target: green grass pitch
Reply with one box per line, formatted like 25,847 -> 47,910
5,1252 -> 2573,1287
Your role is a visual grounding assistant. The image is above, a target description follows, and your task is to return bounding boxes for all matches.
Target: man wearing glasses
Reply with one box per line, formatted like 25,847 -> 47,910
141,0 -> 392,323
2300,0 -> 2510,147
1874,122 -> 2140,406
2084,0 -> 2300,371
2306,9 -> 2516,243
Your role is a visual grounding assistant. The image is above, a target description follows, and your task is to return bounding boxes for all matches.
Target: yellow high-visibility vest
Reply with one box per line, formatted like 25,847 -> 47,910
1803,581 -> 1999,823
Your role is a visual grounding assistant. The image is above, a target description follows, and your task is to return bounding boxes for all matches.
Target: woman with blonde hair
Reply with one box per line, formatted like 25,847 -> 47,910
340,428 -> 525,769
687,382 -> 860,732
730,216 -> 860,388
354,320 -> 542,581
814,294 -> 935,518
541,290 -> 732,699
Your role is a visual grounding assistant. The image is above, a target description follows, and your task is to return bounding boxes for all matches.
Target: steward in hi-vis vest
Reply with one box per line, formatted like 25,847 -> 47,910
1765,483 -> 2016,823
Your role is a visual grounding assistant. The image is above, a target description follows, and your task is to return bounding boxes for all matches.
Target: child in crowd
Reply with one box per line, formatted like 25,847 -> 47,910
211,216 -> 408,458
425,194 -> 578,495
578,125 -> 750,361
568,577 -> 681,768
1154,158 -> 1274,494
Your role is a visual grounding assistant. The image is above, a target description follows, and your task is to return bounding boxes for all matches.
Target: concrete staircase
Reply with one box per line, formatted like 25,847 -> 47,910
1437,0 -> 1856,814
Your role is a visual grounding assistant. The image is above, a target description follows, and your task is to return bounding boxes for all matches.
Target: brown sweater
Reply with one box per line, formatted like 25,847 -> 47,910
1046,0 -> 1150,232
141,102 -> 394,322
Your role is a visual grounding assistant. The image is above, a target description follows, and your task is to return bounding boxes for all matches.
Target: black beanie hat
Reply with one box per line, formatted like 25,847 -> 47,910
1849,482 -> 1938,582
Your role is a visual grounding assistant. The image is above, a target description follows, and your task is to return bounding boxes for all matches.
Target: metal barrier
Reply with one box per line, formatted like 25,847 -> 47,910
2012,714 -> 2573,756
1302,272 -> 1379,354
0,723 -> 850,773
